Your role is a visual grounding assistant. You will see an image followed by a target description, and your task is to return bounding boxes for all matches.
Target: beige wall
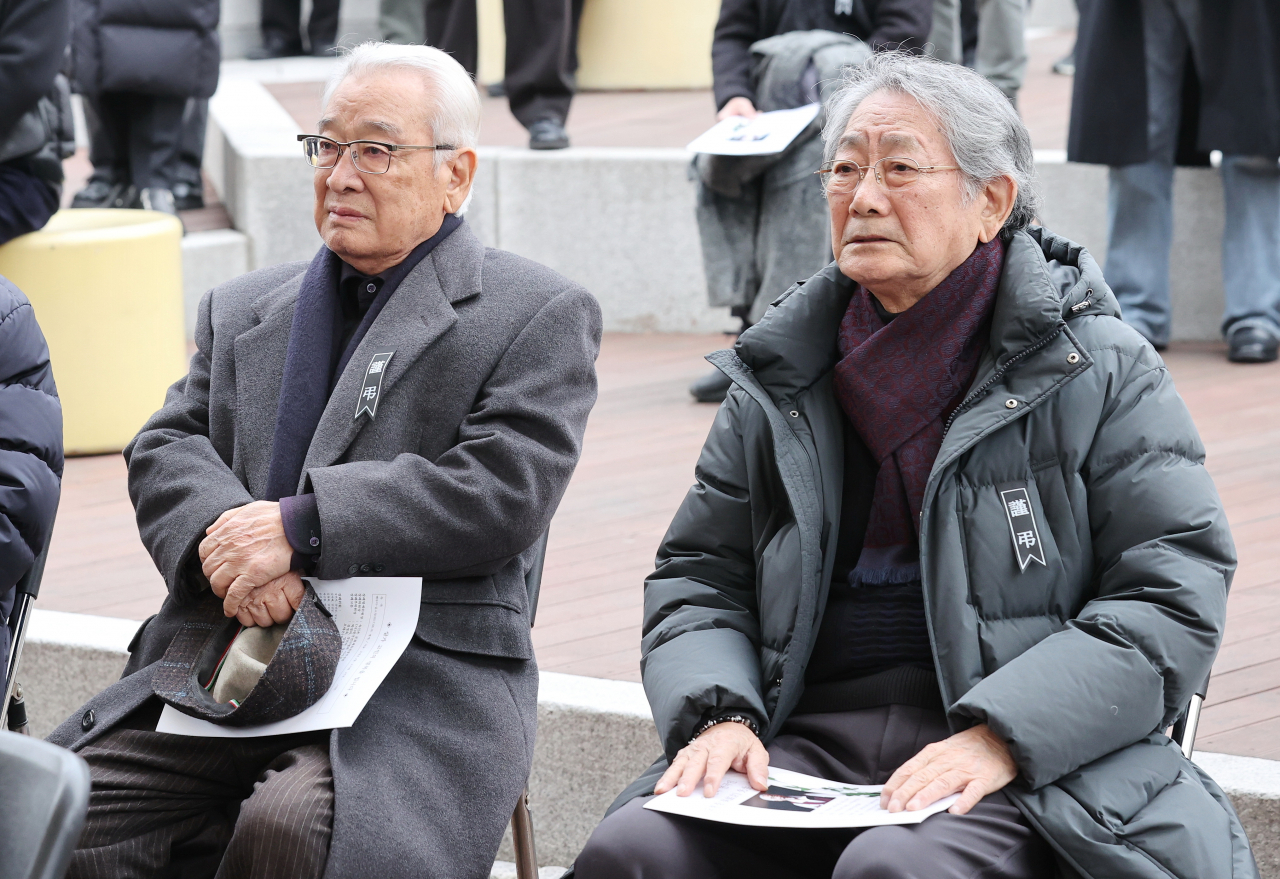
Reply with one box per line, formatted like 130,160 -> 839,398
478,0 -> 719,90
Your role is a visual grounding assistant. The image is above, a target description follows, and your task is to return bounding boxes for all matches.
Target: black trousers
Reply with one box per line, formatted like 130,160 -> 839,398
66,711 -> 333,879
576,705 -> 1055,879
425,0 -> 582,128
0,161 -> 59,245
84,95 -> 207,191
260,0 -> 340,52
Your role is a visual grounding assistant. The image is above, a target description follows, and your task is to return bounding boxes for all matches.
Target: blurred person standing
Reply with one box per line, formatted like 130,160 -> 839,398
380,0 -> 582,150
928,0 -> 1025,105
0,0 -> 75,243
66,0 -> 220,216
1070,0 -> 1280,363
690,0 -> 932,403
0,276 -> 63,686
250,0 -> 339,58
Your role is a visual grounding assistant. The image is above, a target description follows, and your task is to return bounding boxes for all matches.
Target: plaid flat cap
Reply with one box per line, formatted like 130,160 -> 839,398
153,584 -> 342,727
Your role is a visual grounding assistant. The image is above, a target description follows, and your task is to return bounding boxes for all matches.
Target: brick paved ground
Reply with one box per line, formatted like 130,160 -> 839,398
39,334 -> 1280,758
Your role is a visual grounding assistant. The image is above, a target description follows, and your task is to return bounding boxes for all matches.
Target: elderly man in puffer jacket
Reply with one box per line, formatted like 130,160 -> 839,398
574,53 -> 1256,879
0,276 -> 63,684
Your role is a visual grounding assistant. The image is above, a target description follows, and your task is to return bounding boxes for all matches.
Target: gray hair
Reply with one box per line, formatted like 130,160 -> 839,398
322,42 -> 481,165
821,52 -> 1041,231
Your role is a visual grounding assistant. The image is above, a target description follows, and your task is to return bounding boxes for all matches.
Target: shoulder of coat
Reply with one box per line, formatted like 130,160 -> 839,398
479,246 -> 596,311
1067,312 -> 1166,374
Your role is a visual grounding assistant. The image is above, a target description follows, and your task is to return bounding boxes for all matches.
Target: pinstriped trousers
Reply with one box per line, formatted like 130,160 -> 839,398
66,727 -> 333,879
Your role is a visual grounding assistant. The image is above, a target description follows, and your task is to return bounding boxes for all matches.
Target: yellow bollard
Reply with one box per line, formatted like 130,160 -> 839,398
0,209 -> 188,455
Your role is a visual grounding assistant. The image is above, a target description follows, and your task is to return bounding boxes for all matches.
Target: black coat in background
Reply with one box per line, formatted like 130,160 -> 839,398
0,276 -> 63,679
0,0 -> 70,138
711,0 -> 933,110
70,0 -> 220,98
1068,0 -> 1280,165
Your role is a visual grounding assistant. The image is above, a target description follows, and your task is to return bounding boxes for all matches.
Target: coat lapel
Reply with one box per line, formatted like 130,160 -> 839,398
233,275 -> 304,497
298,222 -> 485,484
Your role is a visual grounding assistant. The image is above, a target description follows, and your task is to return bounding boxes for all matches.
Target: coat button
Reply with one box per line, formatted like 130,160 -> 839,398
1066,352 -> 1080,364
81,709 -> 95,731
374,564 -> 385,572
309,536 -> 320,547
348,564 -> 359,575
1004,399 -> 1018,409
789,410 -> 799,417
360,564 -> 372,573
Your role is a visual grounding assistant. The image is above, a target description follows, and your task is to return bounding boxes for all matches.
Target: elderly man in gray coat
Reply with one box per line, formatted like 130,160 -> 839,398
48,42 -> 601,879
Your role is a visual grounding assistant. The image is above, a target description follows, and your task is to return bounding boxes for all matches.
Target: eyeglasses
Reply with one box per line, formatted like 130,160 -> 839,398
815,156 -> 960,194
298,134 -> 457,174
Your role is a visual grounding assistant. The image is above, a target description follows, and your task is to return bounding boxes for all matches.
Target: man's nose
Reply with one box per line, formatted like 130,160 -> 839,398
849,169 -> 890,216
326,149 -> 364,191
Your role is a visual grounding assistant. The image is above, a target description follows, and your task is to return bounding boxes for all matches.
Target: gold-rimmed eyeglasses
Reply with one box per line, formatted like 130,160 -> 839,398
298,134 -> 457,174
816,156 -> 961,194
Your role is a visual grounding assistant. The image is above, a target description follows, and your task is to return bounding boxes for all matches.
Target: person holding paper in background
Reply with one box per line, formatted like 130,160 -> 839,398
47,42 -> 601,879
573,53 -> 1255,879
688,0 -> 932,403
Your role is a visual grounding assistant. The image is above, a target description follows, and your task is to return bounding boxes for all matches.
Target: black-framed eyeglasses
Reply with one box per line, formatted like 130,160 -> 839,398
298,134 -> 457,174
815,156 -> 960,194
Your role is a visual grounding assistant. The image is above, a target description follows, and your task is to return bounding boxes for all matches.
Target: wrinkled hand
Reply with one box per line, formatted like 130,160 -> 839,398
199,501 -> 294,621
880,723 -> 1017,816
654,721 -> 769,798
717,96 -> 759,122
230,571 -> 306,627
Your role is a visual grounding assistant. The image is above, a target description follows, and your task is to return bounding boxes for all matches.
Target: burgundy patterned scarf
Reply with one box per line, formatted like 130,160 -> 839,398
834,236 -> 1005,586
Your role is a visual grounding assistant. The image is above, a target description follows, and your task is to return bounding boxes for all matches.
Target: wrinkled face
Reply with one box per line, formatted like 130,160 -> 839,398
313,69 -> 473,273
827,90 -> 995,303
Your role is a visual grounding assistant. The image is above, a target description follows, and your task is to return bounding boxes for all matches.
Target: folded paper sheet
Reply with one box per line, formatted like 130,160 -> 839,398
686,104 -> 821,156
157,576 -> 422,737
645,766 -> 959,828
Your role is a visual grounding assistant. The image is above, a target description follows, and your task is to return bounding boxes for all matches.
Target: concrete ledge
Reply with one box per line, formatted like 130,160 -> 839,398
182,229 -> 251,339
17,611 -> 1276,875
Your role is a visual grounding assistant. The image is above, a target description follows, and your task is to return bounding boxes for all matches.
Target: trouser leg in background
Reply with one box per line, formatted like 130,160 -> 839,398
425,0 -> 478,76
81,95 -> 125,185
504,0 -> 575,128
973,0 -> 1026,104
928,0 -> 962,62
380,0 -> 425,44
1105,0 -> 1187,347
1220,155 -> 1280,341
307,0 -> 341,52
259,0 -> 305,52
67,724 -> 332,879
120,94 -> 187,191
575,706 -> 1052,879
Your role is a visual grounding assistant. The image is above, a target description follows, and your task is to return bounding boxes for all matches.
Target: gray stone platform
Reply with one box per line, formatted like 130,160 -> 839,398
15,608 -> 1280,875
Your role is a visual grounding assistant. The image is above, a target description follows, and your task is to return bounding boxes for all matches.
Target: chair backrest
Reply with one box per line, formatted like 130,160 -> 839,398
1170,672 -> 1211,759
4,531 -> 55,730
0,732 -> 90,879
523,530 -> 549,627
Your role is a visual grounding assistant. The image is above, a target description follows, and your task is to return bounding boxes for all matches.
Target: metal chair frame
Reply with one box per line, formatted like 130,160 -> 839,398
510,530 -> 548,879
1171,689 -> 1207,760
2,523 -> 55,734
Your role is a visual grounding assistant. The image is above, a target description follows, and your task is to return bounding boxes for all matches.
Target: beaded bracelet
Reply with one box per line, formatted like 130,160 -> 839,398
691,713 -> 761,743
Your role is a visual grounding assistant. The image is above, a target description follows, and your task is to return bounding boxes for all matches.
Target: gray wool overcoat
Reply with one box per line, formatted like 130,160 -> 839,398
598,228 -> 1257,879
47,220 -> 603,879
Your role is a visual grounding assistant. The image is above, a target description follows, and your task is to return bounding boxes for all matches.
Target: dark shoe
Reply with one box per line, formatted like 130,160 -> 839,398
311,42 -> 337,57
1052,52 -> 1075,76
71,176 -> 121,208
486,81 -> 507,98
246,36 -> 304,59
689,368 -> 732,404
528,118 -> 569,150
109,184 -> 140,209
140,188 -> 177,216
172,181 -> 205,211
1228,326 -> 1279,363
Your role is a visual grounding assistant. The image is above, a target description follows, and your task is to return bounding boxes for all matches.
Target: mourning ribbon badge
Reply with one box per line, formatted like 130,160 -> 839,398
355,351 -> 394,421
998,482 -> 1047,571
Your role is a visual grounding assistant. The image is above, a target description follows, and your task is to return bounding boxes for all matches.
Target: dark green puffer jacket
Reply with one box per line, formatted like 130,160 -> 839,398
611,227 -> 1258,878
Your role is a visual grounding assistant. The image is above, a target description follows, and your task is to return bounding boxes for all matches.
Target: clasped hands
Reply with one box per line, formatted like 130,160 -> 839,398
654,719 -> 1016,816
198,501 -> 304,627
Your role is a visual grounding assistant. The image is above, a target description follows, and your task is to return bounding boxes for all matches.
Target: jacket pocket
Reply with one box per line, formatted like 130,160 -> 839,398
415,573 -> 532,660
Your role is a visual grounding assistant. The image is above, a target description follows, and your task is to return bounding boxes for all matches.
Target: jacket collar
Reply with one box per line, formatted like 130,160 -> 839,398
729,227 -> 1116,404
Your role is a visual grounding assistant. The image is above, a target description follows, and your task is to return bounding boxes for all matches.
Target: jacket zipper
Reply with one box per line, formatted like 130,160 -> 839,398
943,324 -> 1066,436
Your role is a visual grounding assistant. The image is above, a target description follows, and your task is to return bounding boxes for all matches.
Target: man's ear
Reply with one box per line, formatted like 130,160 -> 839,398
976,175 -> 1017,243
442,148 -> 478,215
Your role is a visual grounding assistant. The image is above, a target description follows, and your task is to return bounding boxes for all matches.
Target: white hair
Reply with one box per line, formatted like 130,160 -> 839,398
323,41 -> 481,162
821,52 -> 1041,231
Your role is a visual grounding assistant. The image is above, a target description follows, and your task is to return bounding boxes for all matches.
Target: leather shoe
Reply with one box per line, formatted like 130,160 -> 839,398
71,176 -> 121,208
140,188 -> 178,216
689,368 -> 732,403
1228,326 -> 1279,363
246,36 -> 304,59
528,118 -> 569,150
